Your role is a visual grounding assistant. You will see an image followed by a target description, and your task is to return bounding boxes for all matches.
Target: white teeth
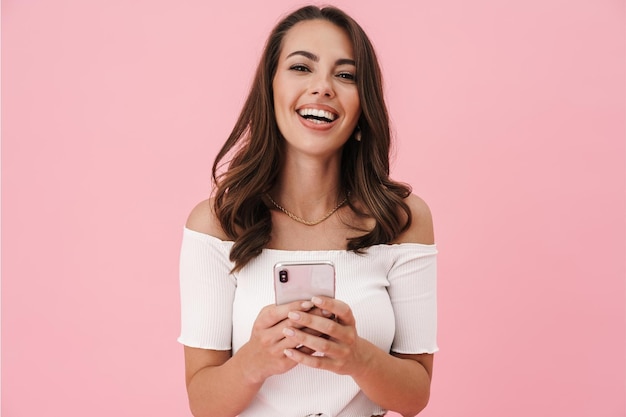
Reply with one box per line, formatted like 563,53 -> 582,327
297,108 -> 337,121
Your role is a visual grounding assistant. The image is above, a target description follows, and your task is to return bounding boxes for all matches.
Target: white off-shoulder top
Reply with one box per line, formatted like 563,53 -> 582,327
178,227 -> 438,417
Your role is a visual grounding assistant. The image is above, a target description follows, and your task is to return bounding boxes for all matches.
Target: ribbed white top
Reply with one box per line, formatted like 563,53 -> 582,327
178,227 -> 438,417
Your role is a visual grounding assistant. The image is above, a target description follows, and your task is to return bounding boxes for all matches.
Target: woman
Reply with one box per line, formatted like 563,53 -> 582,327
178,5 -> 438,417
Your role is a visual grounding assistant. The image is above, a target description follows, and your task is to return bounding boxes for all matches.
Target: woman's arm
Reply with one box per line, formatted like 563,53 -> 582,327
281,297 -> 433,417
353,345 -> 433,416
281,194 -> 437,417
184,299 -> 323,417
182,200 -> 310,417
184,347 -> 258,417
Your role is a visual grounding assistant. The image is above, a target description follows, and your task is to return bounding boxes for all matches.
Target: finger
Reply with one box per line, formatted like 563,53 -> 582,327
255,300 -> 316,328
296,345 -> 316,355
282,325 -> 336,357
301,326 -> 325,338
264,316 -> 324,346
283,346 -> 329,368
259,327 -> 313,357
310,296 -> 355,326
306,306 -> 333,318
287,311 -> 339,340
283,306 -> 331,336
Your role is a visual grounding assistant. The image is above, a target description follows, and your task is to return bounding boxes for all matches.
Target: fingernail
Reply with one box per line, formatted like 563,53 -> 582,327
301,301 -> 314,309
322,309 -> 332,317
284,349 -> 293,357
283,327 -> 295,337
311,296 -> 323,305
288,311 -> 300,321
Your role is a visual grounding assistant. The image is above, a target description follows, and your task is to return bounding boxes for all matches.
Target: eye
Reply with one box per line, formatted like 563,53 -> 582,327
289,64 -> 310,73
337,72 -> 356,81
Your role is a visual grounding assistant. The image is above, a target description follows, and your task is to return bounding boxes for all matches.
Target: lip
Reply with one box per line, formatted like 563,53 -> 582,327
296,103 -> 340,131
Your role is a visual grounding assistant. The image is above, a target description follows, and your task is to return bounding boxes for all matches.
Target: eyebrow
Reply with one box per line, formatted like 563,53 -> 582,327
286,50 -> 356,67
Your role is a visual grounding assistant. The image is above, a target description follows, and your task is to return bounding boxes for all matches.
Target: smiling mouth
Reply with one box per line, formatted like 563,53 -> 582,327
297,108 -> 338,124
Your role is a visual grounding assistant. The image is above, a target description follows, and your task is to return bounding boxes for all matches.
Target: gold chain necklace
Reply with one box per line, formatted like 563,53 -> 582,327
266,193 -> 349,226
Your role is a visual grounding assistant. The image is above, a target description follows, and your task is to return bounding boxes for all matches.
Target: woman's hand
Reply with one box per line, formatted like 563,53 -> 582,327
280,296 -> 370,377
239,300 -> 330,384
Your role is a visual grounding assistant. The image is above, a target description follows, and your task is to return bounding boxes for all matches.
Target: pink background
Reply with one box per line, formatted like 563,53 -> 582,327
2,0 -> 624,416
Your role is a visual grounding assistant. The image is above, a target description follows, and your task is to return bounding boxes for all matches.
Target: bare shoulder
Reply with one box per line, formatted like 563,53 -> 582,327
395,194 -> 435,245
185,198 -> 229,240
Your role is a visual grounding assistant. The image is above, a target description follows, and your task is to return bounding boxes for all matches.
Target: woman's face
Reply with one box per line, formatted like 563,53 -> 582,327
272,19 -> 361,158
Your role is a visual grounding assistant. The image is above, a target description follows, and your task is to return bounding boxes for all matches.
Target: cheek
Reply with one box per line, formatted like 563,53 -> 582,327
273,80 -> 294,115
346,89 -> 361,118
272,82 -> 287,118
272,84 -> 289,136
348,97 -> 361,123
274,98 -> 292,133
272,75 -> 284,103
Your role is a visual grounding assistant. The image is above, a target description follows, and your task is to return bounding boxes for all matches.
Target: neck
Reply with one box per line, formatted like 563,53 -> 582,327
271,155 -> 344,220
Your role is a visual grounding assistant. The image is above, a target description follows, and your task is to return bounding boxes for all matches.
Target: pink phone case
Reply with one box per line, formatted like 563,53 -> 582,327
274,261 -> 336,305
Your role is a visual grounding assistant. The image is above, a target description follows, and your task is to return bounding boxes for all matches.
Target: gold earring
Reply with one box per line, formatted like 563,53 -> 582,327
354,127 -> 362,142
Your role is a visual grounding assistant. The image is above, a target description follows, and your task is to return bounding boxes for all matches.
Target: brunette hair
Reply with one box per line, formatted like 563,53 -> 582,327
212,5 -> 412,270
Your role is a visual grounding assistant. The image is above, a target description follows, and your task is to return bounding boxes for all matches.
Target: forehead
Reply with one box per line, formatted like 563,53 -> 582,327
279,19 -> 354,60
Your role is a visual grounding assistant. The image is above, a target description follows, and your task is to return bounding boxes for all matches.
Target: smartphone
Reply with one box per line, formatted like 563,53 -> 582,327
274,261 -> 336,305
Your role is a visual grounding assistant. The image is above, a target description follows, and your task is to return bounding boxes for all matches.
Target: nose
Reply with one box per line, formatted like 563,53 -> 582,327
309,73 -> 335,98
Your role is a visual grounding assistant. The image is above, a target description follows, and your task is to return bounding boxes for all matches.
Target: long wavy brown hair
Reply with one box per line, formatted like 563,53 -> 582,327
212,5 -> 412,271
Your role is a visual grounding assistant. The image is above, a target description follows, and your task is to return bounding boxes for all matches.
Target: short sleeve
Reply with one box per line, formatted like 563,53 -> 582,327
177,228 -> 236,350
387,245 -> 438,354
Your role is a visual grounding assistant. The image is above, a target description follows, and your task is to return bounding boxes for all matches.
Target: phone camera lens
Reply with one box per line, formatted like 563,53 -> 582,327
279,270 -> 288,283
